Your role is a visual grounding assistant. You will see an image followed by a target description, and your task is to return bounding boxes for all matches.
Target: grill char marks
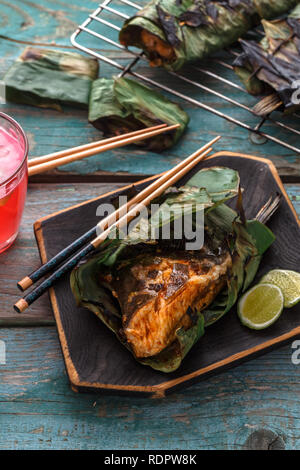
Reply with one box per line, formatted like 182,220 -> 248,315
164,263 -> 189,299
106,245 -> 232,358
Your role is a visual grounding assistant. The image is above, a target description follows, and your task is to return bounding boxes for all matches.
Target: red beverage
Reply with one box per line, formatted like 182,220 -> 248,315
0,113 -> 28,253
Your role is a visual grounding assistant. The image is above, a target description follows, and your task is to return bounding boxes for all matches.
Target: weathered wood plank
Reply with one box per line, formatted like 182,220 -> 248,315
0,326 -> 299,449
0,182 -> 126,325
0,183 -> 298,326
0,0 -> 95,44
0,0 -> 299,179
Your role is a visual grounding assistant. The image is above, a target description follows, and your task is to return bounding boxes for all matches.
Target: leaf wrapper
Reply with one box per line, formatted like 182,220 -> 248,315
4,47 -> 99,110
70,167 -> 275,372
202,207 -> 275,326
88,77 -> 189,151
119,0 -> 298,71
234,3 -> 300,115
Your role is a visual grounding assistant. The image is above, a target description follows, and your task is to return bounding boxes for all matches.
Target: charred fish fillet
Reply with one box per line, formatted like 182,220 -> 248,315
102,247 -> 232,358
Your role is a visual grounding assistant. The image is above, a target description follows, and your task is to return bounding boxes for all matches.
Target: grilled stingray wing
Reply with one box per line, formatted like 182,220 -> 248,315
105,247 -> 232,358
70,167 -> 277,373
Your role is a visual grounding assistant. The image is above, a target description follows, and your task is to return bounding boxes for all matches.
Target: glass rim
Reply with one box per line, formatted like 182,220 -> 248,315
0,111 -> 29,186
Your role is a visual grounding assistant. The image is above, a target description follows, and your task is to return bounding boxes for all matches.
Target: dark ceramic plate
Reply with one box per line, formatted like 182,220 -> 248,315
34,152 -> 300,397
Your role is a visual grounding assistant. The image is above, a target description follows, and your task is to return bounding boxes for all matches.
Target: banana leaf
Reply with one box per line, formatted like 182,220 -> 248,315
186,166 -> 240,202
234,3 -> 300,115
4,47 -> 99,111
119,0 -> 298,71
202,205 -> 275,325
70,167 -> 275,372
88,77 -> 189,151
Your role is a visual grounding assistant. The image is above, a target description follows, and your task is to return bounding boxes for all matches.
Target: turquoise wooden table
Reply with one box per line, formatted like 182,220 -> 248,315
0,0 -> 300,450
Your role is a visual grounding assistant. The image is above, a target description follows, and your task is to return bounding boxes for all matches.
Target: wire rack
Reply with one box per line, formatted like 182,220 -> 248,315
70,0 -> 300,154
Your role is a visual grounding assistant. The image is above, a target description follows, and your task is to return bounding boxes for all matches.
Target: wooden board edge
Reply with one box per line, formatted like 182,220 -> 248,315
34,220 -> 82,388
58,325 -> 300,396
154,326 -> 300,394
33,151 -> 300,396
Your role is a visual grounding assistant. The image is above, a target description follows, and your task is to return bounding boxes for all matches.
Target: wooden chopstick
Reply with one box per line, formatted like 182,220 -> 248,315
28,124 -> 180,177
28,124 -> 167,168
14,138 -> 220,313
18,136 -> 220,292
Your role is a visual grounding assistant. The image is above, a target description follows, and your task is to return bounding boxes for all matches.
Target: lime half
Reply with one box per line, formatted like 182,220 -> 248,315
260,269 -> 300,308
238,283 -> 284,330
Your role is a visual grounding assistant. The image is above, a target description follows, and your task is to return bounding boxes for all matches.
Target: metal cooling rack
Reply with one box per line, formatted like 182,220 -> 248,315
70,0 -> 300,154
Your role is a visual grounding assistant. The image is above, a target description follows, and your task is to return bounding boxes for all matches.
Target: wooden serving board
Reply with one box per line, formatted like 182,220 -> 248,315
34,152 -> 300,397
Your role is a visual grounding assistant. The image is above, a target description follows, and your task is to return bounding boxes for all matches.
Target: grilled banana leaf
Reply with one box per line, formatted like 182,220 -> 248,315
70,167 -> 275,372
88,77 -> 189,151
234,3 -> 300,115
4,47 -> 99,110
119,0 -> 298,71
201,204 -> 275,325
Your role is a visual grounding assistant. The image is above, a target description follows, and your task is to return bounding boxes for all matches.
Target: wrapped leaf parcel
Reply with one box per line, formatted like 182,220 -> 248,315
234,4 -> 300,115
70,167 -> 276,372
4,47 -> 99,110
88,77 -> 189,151
119,0 -> 298,71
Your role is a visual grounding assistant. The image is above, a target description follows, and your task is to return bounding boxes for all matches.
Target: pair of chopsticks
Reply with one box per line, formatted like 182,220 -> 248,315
28,124 -> 179,176
15,135 -> 221,313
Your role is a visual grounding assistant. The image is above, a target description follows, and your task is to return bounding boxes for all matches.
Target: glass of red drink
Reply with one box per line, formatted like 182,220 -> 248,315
0,112 -> 28,253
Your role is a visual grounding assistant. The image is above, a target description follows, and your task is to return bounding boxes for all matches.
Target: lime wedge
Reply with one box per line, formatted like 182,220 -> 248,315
260,270 -> 300,308
238,283 -> 284,330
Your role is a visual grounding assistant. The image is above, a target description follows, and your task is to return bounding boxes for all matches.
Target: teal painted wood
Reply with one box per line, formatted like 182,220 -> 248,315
0,0 -> 300,451
0,0 -> 299,177
286,185 -> 300,214
0,327 -> 299,450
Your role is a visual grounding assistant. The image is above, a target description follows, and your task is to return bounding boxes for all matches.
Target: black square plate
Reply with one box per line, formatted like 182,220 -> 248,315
34,152 -> 300,397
